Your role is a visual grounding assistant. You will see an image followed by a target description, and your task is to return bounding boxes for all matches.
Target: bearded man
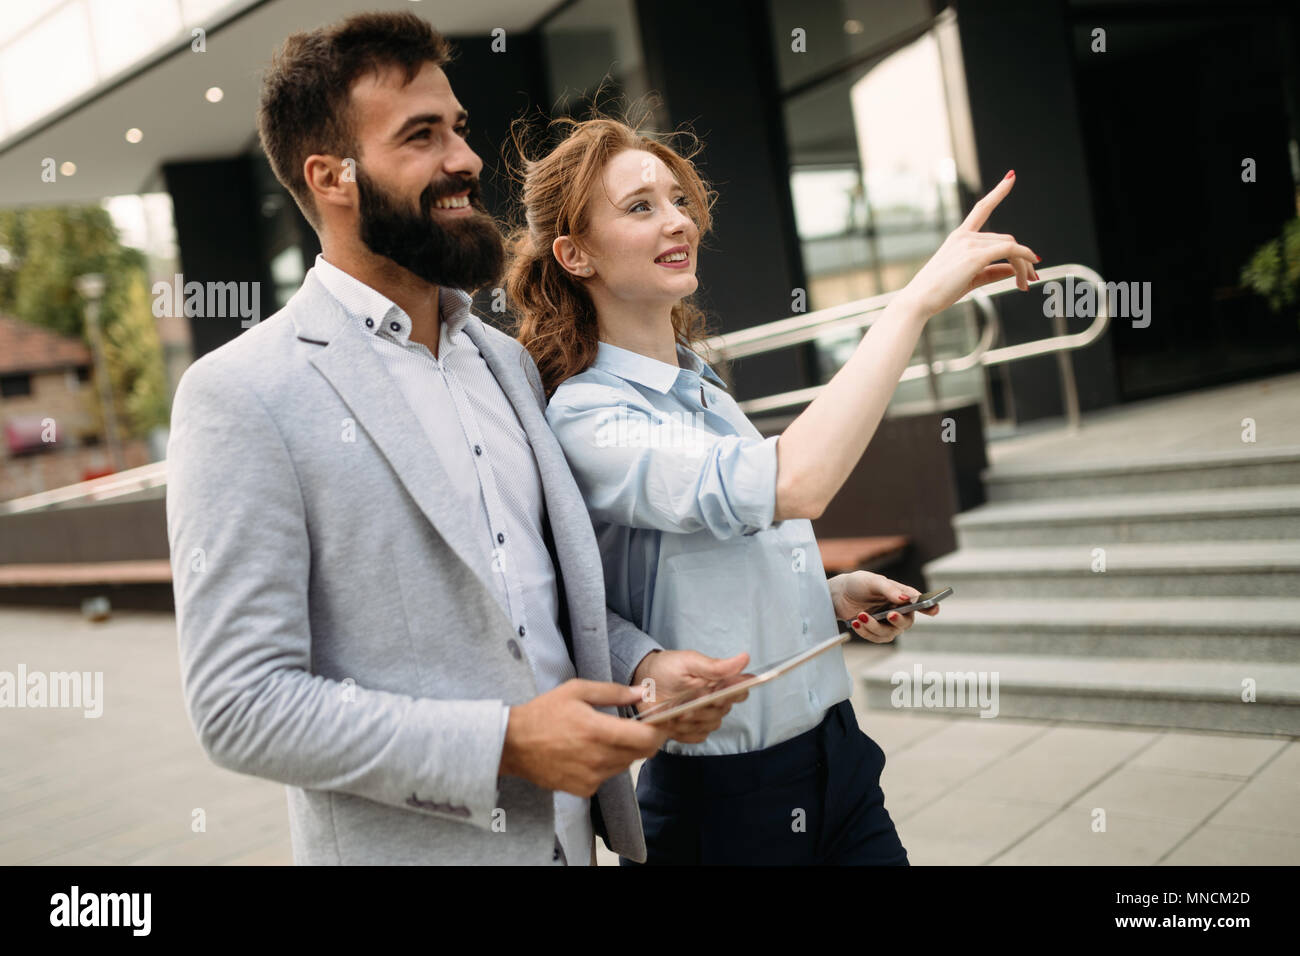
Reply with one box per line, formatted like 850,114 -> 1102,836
166,10 -> 746,866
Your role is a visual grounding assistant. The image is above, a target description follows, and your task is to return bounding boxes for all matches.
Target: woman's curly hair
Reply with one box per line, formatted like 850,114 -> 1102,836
504,101 -> 719,398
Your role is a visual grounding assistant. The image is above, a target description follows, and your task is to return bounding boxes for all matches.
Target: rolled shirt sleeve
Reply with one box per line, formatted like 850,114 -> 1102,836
545,382 -> 779,539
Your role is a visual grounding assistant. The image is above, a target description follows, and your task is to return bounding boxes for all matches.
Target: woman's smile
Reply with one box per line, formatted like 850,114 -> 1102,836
654,245 -> 692,269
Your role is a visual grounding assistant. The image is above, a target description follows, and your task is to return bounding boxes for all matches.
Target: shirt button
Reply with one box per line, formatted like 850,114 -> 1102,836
518,625 -> 526,638
390,321 -> 400,332
474,445 -> 482,456
497,532 -> 505,544
507,639 -> 521,660
365,317 -> 374,328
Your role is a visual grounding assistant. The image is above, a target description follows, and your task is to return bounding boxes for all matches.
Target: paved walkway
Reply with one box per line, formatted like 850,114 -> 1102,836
0,607 -> 289,864
985,369 -> 1300,465
1,607 -> 1294,865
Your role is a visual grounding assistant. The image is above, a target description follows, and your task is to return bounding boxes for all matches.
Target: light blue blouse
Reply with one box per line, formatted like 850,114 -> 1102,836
545,341 -> 852,756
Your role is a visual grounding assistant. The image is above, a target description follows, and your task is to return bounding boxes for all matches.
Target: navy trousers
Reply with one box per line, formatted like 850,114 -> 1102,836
620,699 -> 909,866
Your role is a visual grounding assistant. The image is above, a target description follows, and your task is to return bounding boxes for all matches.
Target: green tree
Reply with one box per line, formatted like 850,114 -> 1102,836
1240,215 -> 1300,321
0,205 -> 167,440
103,270 -> 170,436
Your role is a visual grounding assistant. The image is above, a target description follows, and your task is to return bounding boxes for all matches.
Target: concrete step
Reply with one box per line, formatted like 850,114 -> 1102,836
921,541 -> 1300,598
858,650 -> 1300,735
984,445 -> 1300,501
903,597 -> 1300,662
955,486 -> 1300,547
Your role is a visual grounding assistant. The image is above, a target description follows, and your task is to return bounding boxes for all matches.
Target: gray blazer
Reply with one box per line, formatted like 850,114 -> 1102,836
165,267 -> 659,864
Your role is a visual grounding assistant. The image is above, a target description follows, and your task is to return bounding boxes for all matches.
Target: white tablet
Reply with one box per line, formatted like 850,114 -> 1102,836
632,632 -> 851,725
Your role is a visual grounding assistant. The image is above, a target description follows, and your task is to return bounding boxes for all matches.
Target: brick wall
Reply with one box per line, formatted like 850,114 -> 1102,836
0,369 -> 152,502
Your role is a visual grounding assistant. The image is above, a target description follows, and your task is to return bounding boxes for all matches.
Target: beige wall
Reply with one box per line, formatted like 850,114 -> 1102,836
0,368 -> 149,502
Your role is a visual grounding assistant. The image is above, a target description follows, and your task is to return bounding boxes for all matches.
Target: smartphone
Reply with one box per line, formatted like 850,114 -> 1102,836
867,586 -> 953,622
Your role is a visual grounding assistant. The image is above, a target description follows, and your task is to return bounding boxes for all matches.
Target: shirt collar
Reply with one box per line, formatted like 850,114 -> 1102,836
312,253 -> 471,343
592,340 -> 728,394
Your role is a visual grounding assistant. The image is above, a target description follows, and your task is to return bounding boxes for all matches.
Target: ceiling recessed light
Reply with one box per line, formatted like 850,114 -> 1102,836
844,19 -> 864,34
60,161 -> 76,176
125,128 -> 143,143
205,86 -> 223,103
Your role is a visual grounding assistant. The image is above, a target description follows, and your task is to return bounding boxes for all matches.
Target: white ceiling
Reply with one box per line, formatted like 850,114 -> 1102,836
0,0 -> 554,207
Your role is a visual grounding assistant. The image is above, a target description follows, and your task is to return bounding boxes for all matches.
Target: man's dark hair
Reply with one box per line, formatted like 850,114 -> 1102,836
256,11 -> 454,230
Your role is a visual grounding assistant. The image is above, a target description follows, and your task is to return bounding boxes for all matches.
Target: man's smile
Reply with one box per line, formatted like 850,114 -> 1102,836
431,187 -> 473,212
432,189 -> 472,214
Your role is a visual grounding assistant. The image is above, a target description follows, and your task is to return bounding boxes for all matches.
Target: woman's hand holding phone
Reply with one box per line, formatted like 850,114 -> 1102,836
828,571 -> 939,644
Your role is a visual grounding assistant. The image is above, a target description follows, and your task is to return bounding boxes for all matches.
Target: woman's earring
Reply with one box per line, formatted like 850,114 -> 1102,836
583,267 -> 592,275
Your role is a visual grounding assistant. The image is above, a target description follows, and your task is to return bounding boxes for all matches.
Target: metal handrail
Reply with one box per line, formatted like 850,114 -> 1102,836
0,271 -> 1108,512
1,460 -> 168,514
696,264 -> 1111,427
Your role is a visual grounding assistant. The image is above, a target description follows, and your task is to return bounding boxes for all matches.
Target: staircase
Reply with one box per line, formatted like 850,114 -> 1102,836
859,445 -> 1300,735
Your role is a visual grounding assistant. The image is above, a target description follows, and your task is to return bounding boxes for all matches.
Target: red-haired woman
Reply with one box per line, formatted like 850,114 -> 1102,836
508,116 -> 1038,865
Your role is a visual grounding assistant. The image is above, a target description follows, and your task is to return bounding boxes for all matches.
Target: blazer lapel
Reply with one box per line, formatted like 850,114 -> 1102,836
289,271 -> 497,600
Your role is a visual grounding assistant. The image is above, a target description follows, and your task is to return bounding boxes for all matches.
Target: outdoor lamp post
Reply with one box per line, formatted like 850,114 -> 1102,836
73,272 -> 126,474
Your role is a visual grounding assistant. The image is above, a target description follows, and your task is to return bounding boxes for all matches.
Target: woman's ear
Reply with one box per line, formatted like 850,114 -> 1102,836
553,235 -> 594,278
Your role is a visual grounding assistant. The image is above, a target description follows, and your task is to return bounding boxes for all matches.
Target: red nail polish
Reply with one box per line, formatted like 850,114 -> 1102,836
889,612 -> 899,621
851,620 -> 861,628
1034,254 -> 1041,262
857,613 -> 870,622
1004,169 -> 1015,180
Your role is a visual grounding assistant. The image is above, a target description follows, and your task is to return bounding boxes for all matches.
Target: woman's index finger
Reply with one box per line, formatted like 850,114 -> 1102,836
961,173 -> 1015,232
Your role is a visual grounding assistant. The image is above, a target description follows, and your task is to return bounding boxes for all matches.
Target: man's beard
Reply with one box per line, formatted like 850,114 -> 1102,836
356,169 -> 504,292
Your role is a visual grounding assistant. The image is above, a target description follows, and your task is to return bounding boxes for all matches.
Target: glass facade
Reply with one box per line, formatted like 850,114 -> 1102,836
540,0 -> 662,127
769,0 -> 990,413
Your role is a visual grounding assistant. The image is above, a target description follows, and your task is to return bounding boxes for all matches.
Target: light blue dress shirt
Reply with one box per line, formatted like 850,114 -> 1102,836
545,341 -> 852,756
313,254 -> 591,864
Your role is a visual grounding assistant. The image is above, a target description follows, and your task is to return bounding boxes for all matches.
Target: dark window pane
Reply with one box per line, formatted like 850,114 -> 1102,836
0,374 -> 32,397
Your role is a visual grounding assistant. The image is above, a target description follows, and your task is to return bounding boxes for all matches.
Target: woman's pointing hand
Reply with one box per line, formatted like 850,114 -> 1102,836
897,169 -> 1040,319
